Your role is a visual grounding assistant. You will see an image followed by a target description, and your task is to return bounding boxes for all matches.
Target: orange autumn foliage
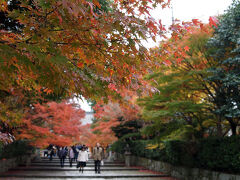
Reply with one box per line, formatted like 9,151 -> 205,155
89,90 -> 141,145
18,102 -> 85,148
149,18 -> 217,68
0,0 -> 171,102
1,0 -> 221,147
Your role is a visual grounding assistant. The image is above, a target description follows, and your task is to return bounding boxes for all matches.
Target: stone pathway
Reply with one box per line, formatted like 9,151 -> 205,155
0,157 -> 177,179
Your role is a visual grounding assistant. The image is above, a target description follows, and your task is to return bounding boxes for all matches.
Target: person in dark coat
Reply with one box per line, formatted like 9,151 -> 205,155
49,148 -> 54,161
72,145 -> 78,162
58,147 -> 67,168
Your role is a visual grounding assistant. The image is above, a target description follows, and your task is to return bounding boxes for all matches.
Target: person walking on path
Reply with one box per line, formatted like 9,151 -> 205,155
49,148 -> 54,161
92,143 -> 104,174
58,147 -> 67,168
72,145 -> 78,162
77,146 -> 88,173
68,146 -> 75,167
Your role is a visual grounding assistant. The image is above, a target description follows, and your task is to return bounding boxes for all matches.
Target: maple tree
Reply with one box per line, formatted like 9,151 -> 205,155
0,0 -> 171,144
18,101 -> 85,148
0,0 -> 170,99
88,89 -> 142,146
1,0 -> 236,149
138,0 -> 240,140
78,8 -> 222,145
139,30 -> 209,141
137,19 -> 231,141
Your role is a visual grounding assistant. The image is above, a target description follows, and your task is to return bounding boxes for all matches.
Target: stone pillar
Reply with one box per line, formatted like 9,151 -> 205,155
106,150 -> 113,162
26,149 -> 34,167
124,143 -> 131,167
35,148 -> 41,160
124,151 -> 131,167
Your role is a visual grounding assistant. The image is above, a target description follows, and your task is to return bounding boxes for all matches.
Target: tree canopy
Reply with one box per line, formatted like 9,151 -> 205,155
137,0 -> 240,142
206,0 -> 240,135
0,0 -> 170,146
1,0 -> 239,149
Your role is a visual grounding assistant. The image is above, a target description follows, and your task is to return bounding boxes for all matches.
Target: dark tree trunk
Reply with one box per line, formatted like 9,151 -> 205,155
230,121 -> 237,136
216,117 -> 223,137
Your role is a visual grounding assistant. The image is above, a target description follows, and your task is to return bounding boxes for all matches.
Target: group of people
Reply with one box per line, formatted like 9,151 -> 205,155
45,143 -> 104,174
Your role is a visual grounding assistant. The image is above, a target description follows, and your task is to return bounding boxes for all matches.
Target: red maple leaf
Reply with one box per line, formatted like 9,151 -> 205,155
209,16 -> 218,28
192,19 -> 200,26
184,46 -> 190,52
77,62 -> 84,68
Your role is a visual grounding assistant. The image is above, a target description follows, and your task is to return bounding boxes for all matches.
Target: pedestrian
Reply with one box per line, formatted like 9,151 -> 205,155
77,144 -> 83,151
58,147 -> 67,168
72,145 -> 78,162
77,145 -> 88,173
53,146 -> 57,156
43,148 -> 48,157
68,146 -> 74,167
49,148 -> 54,161
46,144 -> 51,159
92,143 -> 104,174
86,146 -> 91,158
65,146 -> 68,153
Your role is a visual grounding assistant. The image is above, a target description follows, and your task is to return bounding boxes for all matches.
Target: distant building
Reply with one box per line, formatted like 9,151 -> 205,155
81,112 -> 94,125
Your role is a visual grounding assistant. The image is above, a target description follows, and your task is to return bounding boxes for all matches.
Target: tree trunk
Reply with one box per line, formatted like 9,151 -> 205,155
230,121 -> 237,136
216,116 -> 223,137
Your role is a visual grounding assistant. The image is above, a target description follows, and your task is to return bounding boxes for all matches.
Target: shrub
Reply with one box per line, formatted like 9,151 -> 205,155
196,136 -> 240,173
165,140 -> 195,166
0,140 -> 34,159
111,132 -> 142,154
112,136 -> 240,173
110,139 -> 127,154
0,142 -> 3,157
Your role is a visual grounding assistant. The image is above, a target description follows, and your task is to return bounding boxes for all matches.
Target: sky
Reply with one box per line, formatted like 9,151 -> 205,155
77,0 -> 233,112
162,0 -> 232,23
143,0 -> 233,48
73,96 -> 93,112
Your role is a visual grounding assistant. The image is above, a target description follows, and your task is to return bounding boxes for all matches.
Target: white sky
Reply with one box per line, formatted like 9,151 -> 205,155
143,0 -> 233,48
161,0 -> 232,23
78,0 -> 233,111
73,96 -> 93,112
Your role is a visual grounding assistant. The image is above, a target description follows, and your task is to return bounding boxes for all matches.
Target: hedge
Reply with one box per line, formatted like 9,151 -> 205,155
196,136 -> 240,173
111,136 -> 240,173
0,140 -> 34,159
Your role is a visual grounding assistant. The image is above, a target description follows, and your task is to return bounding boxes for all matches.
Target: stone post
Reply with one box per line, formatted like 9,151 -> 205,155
124,144 -> 131,167
34,148 -> 41,160
124,151 -> 131,167
26,150 -> 33,167
106,150 -> 113,162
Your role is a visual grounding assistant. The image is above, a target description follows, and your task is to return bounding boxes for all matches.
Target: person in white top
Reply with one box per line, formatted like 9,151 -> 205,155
77,146 -> 88,173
